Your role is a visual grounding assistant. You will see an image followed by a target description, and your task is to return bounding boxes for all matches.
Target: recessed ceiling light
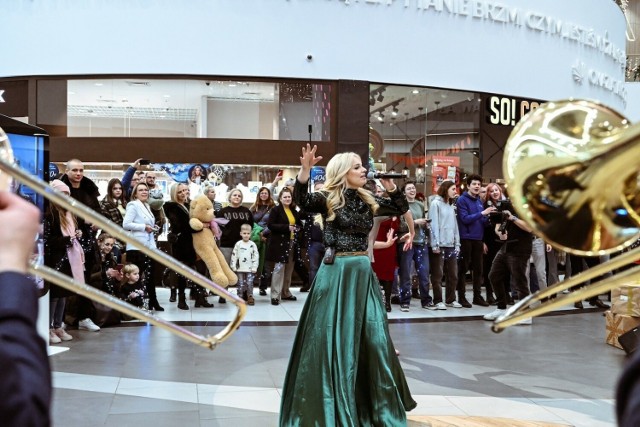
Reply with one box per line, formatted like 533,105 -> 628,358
229,83 -> 237,87
163,95 -> 171,98
412,90 -> 419,94
94,83 -> 104,87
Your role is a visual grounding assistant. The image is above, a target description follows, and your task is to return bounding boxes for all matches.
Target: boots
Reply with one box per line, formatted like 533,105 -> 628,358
178,291 -> 189,310
149,297 -> 165,311
195,293 -> 213,308
169,287 -> 177,303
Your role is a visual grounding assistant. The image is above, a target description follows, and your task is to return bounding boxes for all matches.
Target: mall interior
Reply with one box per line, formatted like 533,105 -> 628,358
2,0 -> 640,426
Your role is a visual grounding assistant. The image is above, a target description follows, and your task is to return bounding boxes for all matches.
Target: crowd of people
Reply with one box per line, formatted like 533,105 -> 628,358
42,156 -> 617,346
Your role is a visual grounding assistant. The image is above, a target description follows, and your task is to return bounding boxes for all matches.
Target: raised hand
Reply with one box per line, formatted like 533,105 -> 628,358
298,143 -> 323,184
300,143 -> 322,170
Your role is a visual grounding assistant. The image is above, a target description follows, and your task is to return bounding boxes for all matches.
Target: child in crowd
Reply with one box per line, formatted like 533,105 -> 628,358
118,264 -> 146,308
230,224 -> 259,305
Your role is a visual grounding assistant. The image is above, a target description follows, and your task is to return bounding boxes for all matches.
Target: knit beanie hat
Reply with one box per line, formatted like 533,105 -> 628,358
50,179 -> 70,194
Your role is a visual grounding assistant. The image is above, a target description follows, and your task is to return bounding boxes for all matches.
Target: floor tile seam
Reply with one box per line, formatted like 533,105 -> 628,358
104,308 -> 605,328
442,395 -> 586,423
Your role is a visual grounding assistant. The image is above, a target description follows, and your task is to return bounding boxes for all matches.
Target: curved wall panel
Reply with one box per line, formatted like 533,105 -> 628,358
0,0 -> 626,109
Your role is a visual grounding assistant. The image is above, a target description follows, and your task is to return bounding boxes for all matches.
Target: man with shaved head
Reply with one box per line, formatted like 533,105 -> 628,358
59,158 -> 103,332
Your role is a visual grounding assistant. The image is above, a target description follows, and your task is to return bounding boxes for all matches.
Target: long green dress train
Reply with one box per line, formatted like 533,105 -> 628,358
280,180 -> 416,426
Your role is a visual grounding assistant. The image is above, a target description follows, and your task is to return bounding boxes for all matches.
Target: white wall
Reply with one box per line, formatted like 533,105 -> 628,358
0,0 -> 627,109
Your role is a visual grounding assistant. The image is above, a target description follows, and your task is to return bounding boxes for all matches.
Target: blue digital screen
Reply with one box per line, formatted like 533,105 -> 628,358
8,132 -> 45,212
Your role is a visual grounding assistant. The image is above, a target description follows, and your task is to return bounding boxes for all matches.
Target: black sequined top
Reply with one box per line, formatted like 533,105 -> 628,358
294,179 -> 409,252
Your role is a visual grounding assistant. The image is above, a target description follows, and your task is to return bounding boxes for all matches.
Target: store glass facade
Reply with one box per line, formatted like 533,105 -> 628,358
368,84 -> 481,197
66,79 -> 332,141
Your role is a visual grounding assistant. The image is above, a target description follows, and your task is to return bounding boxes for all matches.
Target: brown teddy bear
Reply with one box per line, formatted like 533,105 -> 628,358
189,194 -> 237,288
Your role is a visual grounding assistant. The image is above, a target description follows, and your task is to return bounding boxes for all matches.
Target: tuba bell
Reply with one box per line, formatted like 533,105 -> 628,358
492,99 -> 640,331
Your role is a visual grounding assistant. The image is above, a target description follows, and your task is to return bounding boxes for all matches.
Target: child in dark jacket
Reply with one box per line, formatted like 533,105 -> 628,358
118,264 -> 146,308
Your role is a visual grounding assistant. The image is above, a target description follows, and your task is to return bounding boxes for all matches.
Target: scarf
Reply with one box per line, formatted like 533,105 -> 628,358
61,211 -> 85,282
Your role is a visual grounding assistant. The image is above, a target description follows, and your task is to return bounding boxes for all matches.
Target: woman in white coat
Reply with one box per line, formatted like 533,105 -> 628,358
123,182 -> 164,311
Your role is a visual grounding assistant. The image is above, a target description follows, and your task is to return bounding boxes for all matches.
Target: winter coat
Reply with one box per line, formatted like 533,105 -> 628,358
164,201 -> 196,265
265,204 -> 302,264
429,196 -> 460,250
455,191 -> 488,241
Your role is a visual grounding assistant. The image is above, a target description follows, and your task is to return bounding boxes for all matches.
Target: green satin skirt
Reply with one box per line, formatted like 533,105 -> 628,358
280,255 -> 417,426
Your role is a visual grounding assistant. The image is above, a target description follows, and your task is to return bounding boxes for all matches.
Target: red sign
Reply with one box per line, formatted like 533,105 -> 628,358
432,156 -> 460,193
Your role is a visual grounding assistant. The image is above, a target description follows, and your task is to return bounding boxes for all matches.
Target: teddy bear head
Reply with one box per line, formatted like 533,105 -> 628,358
148,189 -> 165,211
190,194 -> 215,222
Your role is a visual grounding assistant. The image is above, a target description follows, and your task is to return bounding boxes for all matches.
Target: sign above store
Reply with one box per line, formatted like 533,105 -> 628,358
485,95 -> 542,127
331,0 -> 625,68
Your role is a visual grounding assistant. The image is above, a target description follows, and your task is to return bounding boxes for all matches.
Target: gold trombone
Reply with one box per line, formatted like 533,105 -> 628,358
0,128 -> 246,349
492,99 -> 640,332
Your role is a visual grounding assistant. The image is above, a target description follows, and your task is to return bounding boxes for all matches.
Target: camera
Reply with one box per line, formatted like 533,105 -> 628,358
306,54 -> 313,61
488,198 -> 513,233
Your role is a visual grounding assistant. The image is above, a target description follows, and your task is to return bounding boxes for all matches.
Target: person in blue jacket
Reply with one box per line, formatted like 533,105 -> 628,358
455,174 -> 496,307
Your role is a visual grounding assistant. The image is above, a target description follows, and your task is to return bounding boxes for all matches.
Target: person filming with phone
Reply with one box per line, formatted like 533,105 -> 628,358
482,197 -> 534,323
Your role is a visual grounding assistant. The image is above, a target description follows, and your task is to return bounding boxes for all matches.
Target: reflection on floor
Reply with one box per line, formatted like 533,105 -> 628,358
50,287 -> 621,427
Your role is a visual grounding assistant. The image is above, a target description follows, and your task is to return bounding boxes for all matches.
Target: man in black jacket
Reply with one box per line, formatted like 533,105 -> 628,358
482,208 -> 533,323
60,158 -> 103,332
0,191 -> 51,426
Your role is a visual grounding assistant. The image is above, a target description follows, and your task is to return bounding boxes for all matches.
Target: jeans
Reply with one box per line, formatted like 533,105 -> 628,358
308,241 -> 325,288
430,247 -> 458,304
398,243 -> 431,306
526,237 -> 547,293
236,272 -> 255,297
272,246 -> 295,300
456,239 -> 484,301
50,297 -> 66,329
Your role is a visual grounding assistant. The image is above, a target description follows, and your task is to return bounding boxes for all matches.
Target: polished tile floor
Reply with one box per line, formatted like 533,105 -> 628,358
49,288 -> 623,427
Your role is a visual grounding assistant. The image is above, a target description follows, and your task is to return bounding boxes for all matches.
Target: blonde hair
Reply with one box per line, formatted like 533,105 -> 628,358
121,263 -> 140,285
130,182 -> 149,202
227,188 -> 243,203
169,182 -> 189,203
320,152 -> 378,222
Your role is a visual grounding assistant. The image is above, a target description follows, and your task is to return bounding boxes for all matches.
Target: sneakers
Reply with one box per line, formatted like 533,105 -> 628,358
400,304 -> 410,312
446,301 -> 463,308
78,318 -> 100,332
483,308 -> 507,321
271,298 -> 280,306
54,327 -> 73,341
259,289 -> 267,296
49,329 -> 62,344
435,302 -> 447,310
247,295 -> 255,306
515,317 -> 532,325
422,302 -> 437,310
